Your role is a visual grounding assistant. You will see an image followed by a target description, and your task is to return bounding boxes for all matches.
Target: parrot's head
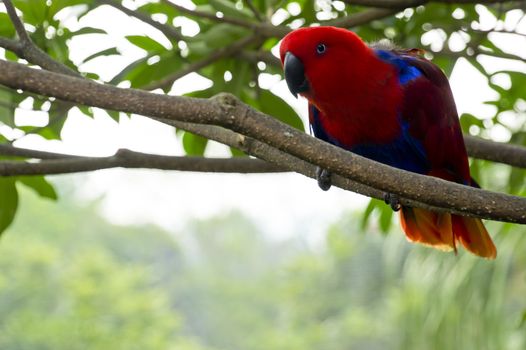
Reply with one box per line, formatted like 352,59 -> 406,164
279,26 -> 371,101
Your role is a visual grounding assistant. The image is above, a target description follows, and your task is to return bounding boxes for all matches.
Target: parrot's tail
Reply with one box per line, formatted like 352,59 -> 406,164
399,207 -> 496,259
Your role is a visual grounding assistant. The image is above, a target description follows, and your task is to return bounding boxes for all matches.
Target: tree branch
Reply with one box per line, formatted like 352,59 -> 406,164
144,34 -> 262,90
161,0 -> 257,29
0,144 -> 80,160
238,50 -> 281,67
0,37 -> 22,55
2,0 -> 80,77
0,148 -> 285,176
162,0 -> 400,38
244,0 -> 264,22
0,59 -> 524,224
96,0 -> 183,41
464,136 -> 526,168
341,0 -> 520,9
328,8 -> 400,28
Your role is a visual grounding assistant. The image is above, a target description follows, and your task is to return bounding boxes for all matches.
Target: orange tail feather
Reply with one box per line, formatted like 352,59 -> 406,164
400,207 -> 496,259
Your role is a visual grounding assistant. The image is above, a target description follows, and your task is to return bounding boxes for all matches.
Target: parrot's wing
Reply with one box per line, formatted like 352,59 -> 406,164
392,52 -> 495,258
398,53 -> 472,185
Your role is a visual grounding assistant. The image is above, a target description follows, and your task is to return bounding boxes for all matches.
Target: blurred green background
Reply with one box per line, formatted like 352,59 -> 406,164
0,176 -> 524,350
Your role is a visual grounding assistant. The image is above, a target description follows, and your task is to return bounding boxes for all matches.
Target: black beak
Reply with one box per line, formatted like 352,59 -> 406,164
284,52 -> 309,98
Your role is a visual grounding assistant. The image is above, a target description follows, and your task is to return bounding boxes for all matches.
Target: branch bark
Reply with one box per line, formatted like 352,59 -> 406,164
464,136 -> 526,168
0,148 -> 285,176
0,59 -> 524,224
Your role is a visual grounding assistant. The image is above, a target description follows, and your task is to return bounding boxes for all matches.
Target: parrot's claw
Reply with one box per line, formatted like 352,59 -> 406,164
316,167 -> 332,191
384,193 -> 401,212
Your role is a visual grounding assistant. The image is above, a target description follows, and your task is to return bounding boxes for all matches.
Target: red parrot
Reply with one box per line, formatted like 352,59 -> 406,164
279,26 -> 496,258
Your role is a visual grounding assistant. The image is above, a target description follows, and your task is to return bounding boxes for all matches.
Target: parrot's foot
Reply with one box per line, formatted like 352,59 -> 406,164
316,167 -> 332,191
384,193 -> 401,212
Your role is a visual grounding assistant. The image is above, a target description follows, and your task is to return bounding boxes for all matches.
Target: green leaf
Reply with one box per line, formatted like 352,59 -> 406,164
109,56 -> 152,85
378,204 -> 393,234
40,102 -> 71,140
82,47 -> 119,63
127,53 -> 183,89
0,89 -> 15,127
71,27 -> 107,36
138,2 -> 179,19
459,113 -> 484,134
257,90 -> 305,131
78,105 -> 93,118
125,35 -> 169,52
230,147 -> 247,157
17,176 -> 58,201
0,178 -> 18,235
106,110 -> 120,122
48,0 -> 93,18
0,13 -> 15,38
12,0 -> 47,26
208,0 -> 253,19
361,198 -> 379,230
191,24 -> 247,52
183,132 -> 208,156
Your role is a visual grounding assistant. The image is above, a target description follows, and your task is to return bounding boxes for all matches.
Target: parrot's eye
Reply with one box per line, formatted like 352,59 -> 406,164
316,43 -> 326,55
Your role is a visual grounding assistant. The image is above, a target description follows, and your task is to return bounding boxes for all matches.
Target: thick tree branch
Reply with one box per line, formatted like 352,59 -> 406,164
0,59 -> 524,224
0,148 -> 285,176
464,136 -> 526,168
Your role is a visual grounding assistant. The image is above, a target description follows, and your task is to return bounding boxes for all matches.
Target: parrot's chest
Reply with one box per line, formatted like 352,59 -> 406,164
311,109 -> 429,174
316,91 -> 403,147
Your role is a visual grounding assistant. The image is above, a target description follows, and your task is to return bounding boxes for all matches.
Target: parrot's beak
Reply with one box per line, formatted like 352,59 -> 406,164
284,52 -> 309,98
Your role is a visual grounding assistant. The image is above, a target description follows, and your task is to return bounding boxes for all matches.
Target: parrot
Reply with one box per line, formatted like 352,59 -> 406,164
279,26 -> 496,258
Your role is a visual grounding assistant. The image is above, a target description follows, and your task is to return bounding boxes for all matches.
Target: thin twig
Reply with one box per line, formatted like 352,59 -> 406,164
0,148 -> 286,176
162,0 -> 257,29
238,50 -> 281,67
3,0 -> 30,42
0,144 -> 80,159
97,0 -> 183,41
244,0 -> 264,21
144,34 -> 262,90
0,37 -> 22,55
341,0 -> 518,9
2,0 -> 80,77
328,8 -> 400,28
